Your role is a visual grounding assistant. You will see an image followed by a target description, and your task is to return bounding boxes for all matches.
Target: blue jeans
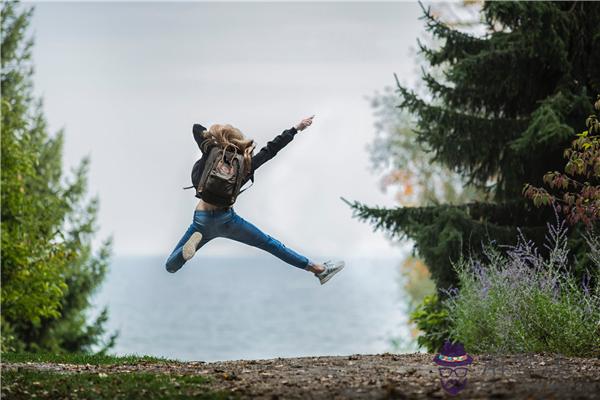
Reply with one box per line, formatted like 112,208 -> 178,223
165,208 -> 311,273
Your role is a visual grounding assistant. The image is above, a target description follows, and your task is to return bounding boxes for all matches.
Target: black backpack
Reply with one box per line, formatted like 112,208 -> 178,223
186,144 -> 253,207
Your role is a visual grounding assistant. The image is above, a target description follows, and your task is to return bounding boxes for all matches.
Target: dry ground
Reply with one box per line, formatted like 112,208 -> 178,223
3,352 -> 600,399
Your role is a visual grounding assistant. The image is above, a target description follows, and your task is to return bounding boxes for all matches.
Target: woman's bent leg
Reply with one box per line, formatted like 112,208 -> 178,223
165,224 -> 208,273
221,214 -> 311,270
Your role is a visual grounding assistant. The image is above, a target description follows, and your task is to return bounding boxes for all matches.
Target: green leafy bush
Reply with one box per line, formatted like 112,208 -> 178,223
409,293 -> 453,353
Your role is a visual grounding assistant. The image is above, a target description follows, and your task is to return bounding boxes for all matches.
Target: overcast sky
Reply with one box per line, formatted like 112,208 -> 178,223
28,1 -> 425,261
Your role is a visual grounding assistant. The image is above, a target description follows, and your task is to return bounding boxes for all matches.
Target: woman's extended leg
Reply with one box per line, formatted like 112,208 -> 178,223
165,224 -> 210,273
220,213 -> 312,270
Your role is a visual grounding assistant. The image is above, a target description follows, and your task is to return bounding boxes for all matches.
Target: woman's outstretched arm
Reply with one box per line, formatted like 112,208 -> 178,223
251,115 -> 315,172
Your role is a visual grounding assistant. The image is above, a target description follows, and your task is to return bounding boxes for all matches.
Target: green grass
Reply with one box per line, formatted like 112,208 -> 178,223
1,370 -> 233,400
2,352 -> 176,365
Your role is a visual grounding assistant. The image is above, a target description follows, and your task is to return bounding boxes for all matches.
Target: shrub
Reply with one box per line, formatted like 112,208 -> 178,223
444,215 -> 600,356
409,293 -> 453,353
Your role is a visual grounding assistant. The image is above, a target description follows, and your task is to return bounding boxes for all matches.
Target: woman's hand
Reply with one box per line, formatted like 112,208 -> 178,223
295,115 -> 315,131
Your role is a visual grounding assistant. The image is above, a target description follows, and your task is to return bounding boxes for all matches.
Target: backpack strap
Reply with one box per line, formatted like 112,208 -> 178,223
238,181 -> 254,194
238,174 -> 254,195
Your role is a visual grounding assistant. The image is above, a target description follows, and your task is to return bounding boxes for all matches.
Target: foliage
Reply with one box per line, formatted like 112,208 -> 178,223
347,1 -> 600,292
1,1 -> 115,352
445,217 -> 600,357
409,293 -> 453,353
524,96 -> 600,226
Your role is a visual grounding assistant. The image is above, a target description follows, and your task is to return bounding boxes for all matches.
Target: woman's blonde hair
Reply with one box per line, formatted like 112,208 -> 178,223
202,124 -> 256,173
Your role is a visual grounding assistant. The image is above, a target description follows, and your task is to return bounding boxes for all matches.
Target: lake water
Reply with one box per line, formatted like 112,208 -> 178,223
91,256 -> 413,362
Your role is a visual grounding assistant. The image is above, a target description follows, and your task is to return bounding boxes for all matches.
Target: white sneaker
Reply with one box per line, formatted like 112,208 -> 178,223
315,260 -> 345,285
182,232 -> 203,261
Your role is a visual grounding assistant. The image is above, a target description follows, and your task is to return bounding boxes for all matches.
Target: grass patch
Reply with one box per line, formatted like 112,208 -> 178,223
1,370 -> 232,400
2,352 -> 176,365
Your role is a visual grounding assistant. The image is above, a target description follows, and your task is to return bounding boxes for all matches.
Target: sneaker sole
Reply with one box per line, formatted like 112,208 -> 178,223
320,261 -> 345,285
182,232 -> 203,261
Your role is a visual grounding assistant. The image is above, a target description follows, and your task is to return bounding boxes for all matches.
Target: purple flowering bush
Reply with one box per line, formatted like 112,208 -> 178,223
444,217 -> 600,356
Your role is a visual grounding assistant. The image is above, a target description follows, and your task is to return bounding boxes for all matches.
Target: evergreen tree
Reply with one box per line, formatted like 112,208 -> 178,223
345,1 -> 600,291
1,1 -> 115,352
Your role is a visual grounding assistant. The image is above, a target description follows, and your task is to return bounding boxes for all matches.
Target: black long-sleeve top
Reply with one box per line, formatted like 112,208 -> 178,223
192,123 -> 299,188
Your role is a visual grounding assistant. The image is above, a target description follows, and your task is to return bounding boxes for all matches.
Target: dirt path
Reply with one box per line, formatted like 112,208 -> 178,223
4,352 -> 600,399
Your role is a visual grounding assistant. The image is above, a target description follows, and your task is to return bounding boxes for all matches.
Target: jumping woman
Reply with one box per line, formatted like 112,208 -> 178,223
165,115 -> 345,285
